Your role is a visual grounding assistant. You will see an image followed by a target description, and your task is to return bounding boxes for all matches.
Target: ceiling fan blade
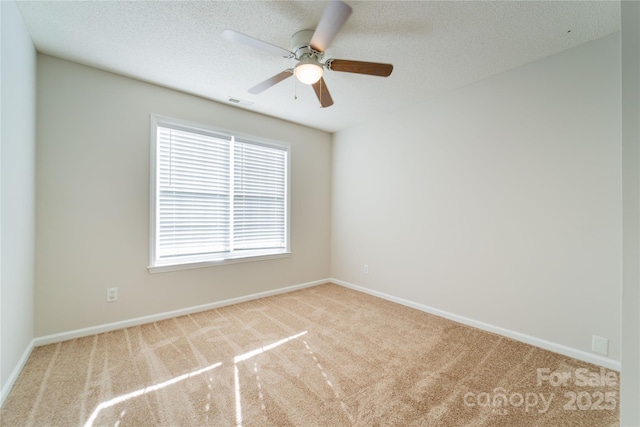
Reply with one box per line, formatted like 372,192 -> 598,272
311,78 -> 334,108
222,29 -> 293,58
248,69 -> 293,94
310,1 -> 352,53
326,59 -> 393,77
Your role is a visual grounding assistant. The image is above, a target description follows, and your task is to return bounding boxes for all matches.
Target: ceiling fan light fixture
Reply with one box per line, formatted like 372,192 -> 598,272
294,61 -> 324,85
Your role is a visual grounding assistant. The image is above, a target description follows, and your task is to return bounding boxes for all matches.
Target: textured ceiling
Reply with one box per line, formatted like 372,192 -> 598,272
16,1 -> 620,133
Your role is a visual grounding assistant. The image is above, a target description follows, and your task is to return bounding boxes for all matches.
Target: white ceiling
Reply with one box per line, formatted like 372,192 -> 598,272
16,0 -> 620,133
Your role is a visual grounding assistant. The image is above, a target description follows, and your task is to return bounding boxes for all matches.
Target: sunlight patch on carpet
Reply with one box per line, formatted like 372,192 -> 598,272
84,361 -> 222,427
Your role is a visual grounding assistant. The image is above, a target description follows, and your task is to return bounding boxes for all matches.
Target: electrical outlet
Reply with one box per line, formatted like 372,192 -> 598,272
364,264 -> 369,274
106,287 -> 118,303
592,335 -> 608,356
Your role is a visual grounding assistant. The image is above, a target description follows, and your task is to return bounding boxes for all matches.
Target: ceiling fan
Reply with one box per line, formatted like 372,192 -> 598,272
222,0 -> 393,108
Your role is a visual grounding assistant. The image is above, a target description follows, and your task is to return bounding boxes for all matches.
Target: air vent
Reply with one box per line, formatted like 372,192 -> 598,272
227,97 -> 254,107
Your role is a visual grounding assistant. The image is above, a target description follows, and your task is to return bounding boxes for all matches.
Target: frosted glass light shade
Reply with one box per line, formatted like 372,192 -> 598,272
294,62 -> 323,85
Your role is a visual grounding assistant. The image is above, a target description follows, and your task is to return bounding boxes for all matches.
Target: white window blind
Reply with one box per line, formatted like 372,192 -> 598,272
233,140 -> 287,251
150,117 -> 289,270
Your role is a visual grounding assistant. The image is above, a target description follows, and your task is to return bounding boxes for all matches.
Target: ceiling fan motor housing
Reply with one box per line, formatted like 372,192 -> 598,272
290,30 -> 324,61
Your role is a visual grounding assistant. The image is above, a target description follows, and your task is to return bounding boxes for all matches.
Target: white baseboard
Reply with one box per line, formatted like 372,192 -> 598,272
34,279 -> 328,347
331,278 -> 621,372
1,338 -> 35,407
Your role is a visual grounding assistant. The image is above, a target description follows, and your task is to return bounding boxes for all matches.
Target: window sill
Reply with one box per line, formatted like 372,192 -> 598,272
147,252 -> 292,274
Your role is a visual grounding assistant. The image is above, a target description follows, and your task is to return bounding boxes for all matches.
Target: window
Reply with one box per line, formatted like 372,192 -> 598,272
149,115 -> 290,272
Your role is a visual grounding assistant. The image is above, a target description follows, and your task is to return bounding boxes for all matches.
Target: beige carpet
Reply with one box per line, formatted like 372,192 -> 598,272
1,283 -> 619,426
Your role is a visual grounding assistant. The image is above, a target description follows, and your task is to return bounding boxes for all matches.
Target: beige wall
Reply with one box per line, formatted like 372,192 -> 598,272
621,1 -> 640,424
35,55 -> 332,336
331,34 -> 622,362
1,0 -> 36,399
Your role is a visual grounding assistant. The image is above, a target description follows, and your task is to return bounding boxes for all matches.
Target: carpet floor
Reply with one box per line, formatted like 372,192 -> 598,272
1,283 -> 619,426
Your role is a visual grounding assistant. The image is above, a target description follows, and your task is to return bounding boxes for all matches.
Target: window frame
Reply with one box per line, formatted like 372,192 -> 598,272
148,114 -> 291,273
